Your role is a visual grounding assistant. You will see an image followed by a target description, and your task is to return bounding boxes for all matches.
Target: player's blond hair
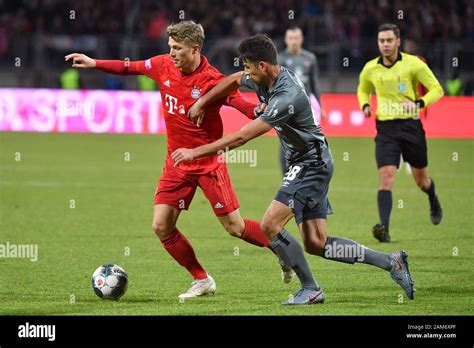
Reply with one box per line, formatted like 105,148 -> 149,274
166,21 -> 205,51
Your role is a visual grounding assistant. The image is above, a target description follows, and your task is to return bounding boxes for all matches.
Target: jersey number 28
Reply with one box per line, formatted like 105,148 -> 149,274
284,165 -> 302,181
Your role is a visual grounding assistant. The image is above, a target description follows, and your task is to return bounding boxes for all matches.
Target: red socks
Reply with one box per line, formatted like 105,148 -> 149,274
241,219 -> 270,248
160,228 -> 207,280
160,221 -> 269,280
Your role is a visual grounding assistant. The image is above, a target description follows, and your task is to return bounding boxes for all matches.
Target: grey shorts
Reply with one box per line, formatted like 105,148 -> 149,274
275,153 -> 334,224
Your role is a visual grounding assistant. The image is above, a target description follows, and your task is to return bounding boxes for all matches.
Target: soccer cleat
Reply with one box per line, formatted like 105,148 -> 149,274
178,274 -> 216,299
279,260 -> 296,284
372,223 -> 390,242
282,288 -> 325,305
390,251 -> 415,300
429,195 -> 443,225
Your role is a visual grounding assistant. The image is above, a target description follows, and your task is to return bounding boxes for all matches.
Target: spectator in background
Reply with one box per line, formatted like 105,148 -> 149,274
446,71 -> 463,96
60,68 -> 81,89
104,75 -> 123,90
1,0 -> 473,87
137,75 -> 157,91
146,10 -> 167,40
463,72 -> 474,96
0,19 -> 8,57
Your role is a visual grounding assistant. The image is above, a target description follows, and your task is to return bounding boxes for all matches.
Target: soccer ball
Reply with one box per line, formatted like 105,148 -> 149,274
91,264 -> 128,300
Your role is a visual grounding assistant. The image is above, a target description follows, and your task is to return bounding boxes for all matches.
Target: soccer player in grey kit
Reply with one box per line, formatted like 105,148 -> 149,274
278,27 -> 323,175
173,34 -> 415,305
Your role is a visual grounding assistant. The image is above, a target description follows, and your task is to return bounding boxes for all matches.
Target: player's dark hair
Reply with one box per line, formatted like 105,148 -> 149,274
238,34 -> 278,65
287,26 -> 303,33
378,23 -> 400,38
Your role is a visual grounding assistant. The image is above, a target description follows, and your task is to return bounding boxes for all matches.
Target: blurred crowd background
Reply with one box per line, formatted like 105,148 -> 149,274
1,0 -> 473,93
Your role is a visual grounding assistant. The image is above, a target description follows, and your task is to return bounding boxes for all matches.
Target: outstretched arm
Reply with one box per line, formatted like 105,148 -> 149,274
172,118 -> 272,166
225,92 -> 267,120
65,53 -> 148,75
189,71 -> 244,126
225,92 -> 257,120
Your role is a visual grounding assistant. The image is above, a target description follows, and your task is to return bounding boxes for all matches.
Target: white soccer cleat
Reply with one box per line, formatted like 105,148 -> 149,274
280,261 -> 296,284
178,274 -> 216,299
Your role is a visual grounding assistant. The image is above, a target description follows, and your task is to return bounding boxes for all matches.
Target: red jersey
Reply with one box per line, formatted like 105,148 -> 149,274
95,55 -> 255,173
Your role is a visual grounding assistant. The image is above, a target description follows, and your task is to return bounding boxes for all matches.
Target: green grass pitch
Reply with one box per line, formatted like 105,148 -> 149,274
0,132 -> 473,315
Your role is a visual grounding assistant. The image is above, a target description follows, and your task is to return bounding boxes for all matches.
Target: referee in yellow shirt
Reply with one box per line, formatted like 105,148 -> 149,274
357,23 -> 444,243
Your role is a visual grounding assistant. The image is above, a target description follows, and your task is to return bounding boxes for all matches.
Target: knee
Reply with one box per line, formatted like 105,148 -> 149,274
260,218 -> 281,239
303,236 -> 327,256
152,220 -> 175,239
380,171 -> 395,189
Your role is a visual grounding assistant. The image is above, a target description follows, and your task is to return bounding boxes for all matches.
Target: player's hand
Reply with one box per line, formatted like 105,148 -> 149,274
401,101 -> 418,113
171,148 -> 195,166
188,100 -> 205,127
253,103 -> 266,118
363,105 -> 372,118
64,53 -> 96,68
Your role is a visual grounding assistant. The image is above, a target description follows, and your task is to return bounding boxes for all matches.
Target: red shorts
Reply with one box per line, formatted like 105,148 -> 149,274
154,163 -> 240,216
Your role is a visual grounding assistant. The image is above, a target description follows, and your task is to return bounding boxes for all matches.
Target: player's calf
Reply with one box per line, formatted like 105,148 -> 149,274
218,212 -> 270,247
218,213 -> 245,238
414,174 -> 431,191
302,237 -> 327,256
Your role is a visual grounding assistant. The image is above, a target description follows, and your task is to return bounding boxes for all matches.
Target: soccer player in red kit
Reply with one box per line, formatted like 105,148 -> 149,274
65,21 -> 295,298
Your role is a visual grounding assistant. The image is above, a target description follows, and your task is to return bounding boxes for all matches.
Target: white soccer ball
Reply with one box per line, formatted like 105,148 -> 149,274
91,264 -> 128,300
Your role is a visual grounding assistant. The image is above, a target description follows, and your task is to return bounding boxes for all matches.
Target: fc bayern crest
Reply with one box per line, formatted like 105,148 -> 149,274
191,86 -> 201,99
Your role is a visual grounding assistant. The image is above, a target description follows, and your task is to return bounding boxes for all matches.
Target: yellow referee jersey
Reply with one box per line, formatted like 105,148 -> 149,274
357,52 -> 444,121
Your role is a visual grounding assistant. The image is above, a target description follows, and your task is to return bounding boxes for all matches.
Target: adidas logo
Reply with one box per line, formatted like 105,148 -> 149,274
164,80 -> 170,87
214,202 -> 223,208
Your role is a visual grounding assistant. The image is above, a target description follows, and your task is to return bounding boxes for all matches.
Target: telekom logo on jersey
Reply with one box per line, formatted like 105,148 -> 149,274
164,94 -> 178,115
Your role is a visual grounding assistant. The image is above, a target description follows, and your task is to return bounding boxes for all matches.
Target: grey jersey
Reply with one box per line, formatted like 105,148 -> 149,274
240,67 -> 328,166
278,49 -> 321,103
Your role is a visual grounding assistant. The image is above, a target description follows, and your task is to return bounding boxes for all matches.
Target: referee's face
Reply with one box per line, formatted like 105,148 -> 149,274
378,30 -> 400,58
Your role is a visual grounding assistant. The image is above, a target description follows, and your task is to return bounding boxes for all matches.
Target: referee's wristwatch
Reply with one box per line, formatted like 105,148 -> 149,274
414,99 -> 425,108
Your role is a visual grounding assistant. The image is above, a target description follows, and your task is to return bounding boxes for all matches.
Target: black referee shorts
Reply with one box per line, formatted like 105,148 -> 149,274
375,119 -> 428,169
